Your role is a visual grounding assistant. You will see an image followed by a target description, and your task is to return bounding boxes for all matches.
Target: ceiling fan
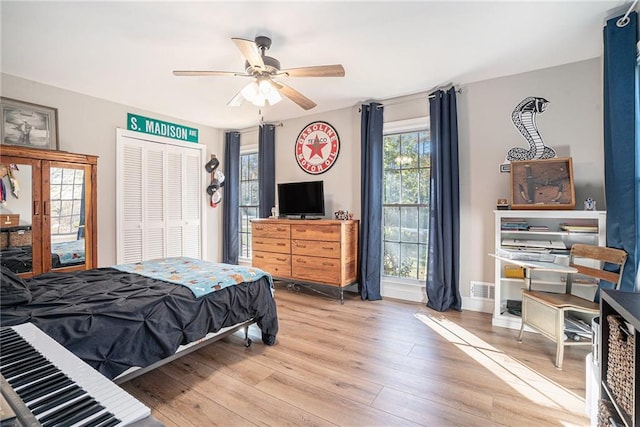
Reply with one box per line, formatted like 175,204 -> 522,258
173,36 -> 345,111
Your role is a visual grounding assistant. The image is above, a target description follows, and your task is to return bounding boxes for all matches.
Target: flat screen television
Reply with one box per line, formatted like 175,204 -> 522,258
278,180 -> 325,219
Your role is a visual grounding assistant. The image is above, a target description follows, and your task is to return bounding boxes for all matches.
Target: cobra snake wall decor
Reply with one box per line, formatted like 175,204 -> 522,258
506,97 -> 557,161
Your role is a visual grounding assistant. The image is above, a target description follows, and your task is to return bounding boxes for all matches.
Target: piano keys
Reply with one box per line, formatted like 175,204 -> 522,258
0,323 -> 152,426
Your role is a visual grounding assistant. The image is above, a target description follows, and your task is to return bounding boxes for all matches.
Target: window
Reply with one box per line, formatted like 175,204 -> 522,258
239,152 -> 259,259
50,167 -> 84,243
382,129 -> 430,281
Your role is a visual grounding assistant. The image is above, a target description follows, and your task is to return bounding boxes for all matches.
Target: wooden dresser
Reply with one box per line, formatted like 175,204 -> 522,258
251,219 -> 359,298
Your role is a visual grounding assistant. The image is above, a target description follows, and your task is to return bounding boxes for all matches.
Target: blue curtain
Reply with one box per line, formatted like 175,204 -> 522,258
359,102 -> 383,300
426,88 -> 461,311
603,11 -> 639,291
222,132 -> 240,265
258,124 -> 276,219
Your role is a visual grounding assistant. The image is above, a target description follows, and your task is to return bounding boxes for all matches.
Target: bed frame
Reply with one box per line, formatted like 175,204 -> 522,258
113,320 -> 254,384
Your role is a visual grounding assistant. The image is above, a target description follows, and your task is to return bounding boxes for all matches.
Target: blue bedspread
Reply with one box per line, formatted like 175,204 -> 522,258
112,257 -> 273,298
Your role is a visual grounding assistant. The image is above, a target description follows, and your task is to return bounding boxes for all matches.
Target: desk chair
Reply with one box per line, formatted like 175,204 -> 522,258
517,244 -> 627,369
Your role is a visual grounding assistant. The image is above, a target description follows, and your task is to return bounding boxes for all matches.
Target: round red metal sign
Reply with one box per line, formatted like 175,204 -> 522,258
295,121 -> 340,175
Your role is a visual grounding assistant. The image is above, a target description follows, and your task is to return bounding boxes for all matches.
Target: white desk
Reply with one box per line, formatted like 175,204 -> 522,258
490,254 -> 578,290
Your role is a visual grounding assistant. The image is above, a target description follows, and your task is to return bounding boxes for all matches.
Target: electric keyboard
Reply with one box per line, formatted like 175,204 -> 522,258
0,323 -> 151,426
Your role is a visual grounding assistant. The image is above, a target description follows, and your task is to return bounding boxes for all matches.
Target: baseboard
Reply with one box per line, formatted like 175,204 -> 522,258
461,296 -> 494,313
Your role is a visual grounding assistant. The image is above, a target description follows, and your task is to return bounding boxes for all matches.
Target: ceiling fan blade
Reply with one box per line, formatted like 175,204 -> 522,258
280,65 -> 345,78
173,70 -> 247,77
231,37 -> 265,71
271,81 -> 317,110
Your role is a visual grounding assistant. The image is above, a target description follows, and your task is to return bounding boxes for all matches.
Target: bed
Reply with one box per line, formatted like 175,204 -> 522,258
0,240 -> 86,273
0,257 -> 279,381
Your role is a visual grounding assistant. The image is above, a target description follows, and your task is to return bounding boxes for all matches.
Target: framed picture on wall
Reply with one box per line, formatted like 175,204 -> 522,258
510,157 -> 576,210
1,97 -> 59,150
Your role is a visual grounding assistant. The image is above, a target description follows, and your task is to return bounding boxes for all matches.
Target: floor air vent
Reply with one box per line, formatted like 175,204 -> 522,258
470,281 -> 495,300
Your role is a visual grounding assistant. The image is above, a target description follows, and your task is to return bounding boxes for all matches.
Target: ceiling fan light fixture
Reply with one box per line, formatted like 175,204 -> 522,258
240,81 -> 260,102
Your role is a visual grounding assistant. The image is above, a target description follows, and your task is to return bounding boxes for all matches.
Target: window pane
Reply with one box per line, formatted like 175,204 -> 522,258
383,206 -> 400,242
401,169 -> 419,204
418,244 -> 428,281
419,207 -> 429,244
383,135 -> 401,170
401,133 -> 419,168
250,181 -> 259,205
61,185 -> 74,200
400,243 -> 418,279
62,170 -> 74,184
248,154 -> 259,180
401,207 -> 418,243
419,131 -> 430,168
383,170 -> 401,204
419,169 -> 430,205
383,241 -> 400,277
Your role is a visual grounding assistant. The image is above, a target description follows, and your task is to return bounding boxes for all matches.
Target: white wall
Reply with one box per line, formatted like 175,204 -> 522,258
1,73 -> 224,266
272,107 -> 361,219
460,58 -> 604,307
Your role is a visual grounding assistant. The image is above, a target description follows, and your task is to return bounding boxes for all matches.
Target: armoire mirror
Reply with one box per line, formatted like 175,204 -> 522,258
49,166 -> 86,270
0,161 -> 35,274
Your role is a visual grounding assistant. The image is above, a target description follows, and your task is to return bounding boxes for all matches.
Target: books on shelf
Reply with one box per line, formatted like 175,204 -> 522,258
560,223 -> 598,233
501,238 -> 567,250
497,248 -> 556,262
527,225 -> 550,232
501,220 -> 529,231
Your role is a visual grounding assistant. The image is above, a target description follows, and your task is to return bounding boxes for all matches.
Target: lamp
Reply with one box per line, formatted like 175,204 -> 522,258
239,78 -> 282,107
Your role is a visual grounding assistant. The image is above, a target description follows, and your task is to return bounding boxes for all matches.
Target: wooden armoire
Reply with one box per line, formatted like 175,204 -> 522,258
0,145 -> 97,277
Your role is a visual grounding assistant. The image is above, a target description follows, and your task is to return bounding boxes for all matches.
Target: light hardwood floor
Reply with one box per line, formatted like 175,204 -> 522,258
121,283 -> 593,426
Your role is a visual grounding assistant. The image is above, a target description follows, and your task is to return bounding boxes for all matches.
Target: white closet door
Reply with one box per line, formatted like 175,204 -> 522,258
119,139 -> 144,263
183,151 -> 201,258
144,146 -> 166,260
117,131 -> 204,264
166,149 -> 184,258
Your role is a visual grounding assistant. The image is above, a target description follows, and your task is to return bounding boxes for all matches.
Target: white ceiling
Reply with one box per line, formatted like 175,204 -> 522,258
0,1 -> 628,130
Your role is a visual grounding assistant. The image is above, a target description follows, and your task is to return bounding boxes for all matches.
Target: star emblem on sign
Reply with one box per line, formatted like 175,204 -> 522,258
295,121 -> 341,175
306,134 -> 328,159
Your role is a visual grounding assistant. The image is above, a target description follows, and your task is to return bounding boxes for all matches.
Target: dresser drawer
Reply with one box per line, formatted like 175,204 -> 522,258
291,239 -> 340,258
252,236 -> 290,254
252,251 -> 292,277
292,255 -> 341,285
252,222 -> 291,239
291,224 -> 340,241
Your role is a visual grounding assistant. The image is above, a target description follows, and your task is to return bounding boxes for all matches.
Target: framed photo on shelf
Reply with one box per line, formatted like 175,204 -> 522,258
510,157 -> 575,210
1,97 -> 59,150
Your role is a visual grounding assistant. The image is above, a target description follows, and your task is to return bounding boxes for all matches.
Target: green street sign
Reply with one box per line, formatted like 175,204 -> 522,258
127,113 -> 199,143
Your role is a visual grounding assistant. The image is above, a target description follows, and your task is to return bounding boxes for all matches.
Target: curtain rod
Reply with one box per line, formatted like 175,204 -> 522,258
232,122 -> 284,135
618,0 -> 638,27
360,87 -> 462,111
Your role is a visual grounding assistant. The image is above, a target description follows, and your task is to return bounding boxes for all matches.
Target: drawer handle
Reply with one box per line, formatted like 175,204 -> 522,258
297,229 -> 306,233
255,226 -> 264,230
255,241 -> 264,244
277,228 -> 287,232
276,257 -> 286,262
322,247 -> 332,250
255,255 -> 264,259
298,244 -> 307,248
277,243 -> 286,246
297,259 -> 306,264
322,262 -> 333,266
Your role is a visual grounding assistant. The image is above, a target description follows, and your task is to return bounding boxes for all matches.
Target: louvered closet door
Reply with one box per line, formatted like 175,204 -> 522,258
120,139 -> 144,263
117,133 -> 203,264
